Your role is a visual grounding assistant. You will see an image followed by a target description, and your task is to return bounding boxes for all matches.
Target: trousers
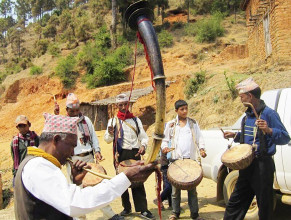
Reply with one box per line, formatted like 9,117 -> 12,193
118,149 -> 148,212
224,156 -> 275,220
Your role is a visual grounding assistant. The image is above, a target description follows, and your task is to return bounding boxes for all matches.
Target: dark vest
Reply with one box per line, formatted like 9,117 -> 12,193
14,155 -> 73,220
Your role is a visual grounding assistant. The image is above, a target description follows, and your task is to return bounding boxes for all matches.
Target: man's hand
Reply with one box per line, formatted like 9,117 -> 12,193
200,149 -> 207,158
95,151 -> 103,162
138,145 -> 146,155
224,131 -> 236,139
162,147 -> 170,154
256,119 -> 272,135
123,161 -> 157,183
54,103 -> 60,115
71,160 -> 91,186
108,126 -> 114,135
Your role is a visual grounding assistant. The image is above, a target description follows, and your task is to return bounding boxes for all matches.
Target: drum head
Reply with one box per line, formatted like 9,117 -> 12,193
221,144 -> 254,170
117,159 -> 137,174
221,144 -> 253,164
167,159 -> 203,190
117,159 -> 143,188
82,163 -> 107,187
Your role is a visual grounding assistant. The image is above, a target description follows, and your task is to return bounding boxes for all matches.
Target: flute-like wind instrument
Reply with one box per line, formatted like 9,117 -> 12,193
67,158 -> 112,179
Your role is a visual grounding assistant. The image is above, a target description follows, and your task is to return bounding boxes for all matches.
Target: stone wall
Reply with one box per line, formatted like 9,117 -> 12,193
244,0 -> 291,66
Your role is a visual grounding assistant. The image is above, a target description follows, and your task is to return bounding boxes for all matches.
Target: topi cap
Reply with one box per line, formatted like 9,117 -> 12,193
66,93 -> 80,109
42,113 -> 78,135
236,77 -> 259,94
116,93 -> 129,103
15,115 -> 30,126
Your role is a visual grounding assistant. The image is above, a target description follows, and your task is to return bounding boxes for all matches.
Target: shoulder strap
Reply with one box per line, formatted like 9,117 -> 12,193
123,119 -> 139,137
132,117 -> 140,135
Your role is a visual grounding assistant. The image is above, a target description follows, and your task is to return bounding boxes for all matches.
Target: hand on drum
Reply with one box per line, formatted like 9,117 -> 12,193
70,160 -> 91,186
137,145 -> 146,155
200,149 -> 207,158
162,147 -> 170,154
223,131 -> 236,139
123,161 -> 157,183
95,151 -> 103,162
256,119 -> 272,135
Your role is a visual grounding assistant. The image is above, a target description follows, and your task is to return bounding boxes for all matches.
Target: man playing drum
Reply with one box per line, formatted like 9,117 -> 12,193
162,100 -> 206,220
104,93 -> 155,219
55,93 -> 122,220
14,113 -> 156,220
223,78 -> 290,220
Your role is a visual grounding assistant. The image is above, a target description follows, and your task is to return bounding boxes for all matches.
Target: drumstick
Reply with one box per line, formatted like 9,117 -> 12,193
168,148 -> 175,152
67,158 -> 112,179
219,127 -> 229,140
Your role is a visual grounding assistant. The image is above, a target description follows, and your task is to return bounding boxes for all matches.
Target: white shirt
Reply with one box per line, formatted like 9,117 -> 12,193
22,157 -> 131,217
177,122 -> 192,158
161,116 -> 205,160
104,117 -> 148,150
74,116 -> 101,155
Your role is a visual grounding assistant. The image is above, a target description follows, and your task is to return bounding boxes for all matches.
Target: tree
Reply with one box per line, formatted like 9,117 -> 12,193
111,0 -> 117,49
8,25 -> 25,60
15,0 -> 31,26
157,0 -> 169,23
0,0 -> 12,18
0,33 -> 7,63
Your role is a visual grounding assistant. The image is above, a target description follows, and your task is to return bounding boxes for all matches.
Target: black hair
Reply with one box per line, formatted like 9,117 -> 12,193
249,87 -> 261,99
175,100 -> 188,110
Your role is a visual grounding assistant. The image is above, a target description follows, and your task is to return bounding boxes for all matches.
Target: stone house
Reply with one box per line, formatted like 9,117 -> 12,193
241,0 -> 291,66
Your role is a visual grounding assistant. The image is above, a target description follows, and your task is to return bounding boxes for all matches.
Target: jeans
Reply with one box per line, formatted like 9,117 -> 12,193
161,167 -> 172,206
172,185 -> 199,218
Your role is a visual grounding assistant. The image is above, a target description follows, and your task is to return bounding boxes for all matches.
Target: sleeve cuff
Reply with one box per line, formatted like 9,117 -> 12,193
110,172 -> 131,192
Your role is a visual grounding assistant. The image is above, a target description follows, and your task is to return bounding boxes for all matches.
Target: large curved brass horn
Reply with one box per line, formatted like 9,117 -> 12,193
125,0 -> 166,165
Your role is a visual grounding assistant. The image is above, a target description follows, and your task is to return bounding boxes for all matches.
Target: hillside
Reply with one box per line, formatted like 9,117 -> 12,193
0,2 -> 291,215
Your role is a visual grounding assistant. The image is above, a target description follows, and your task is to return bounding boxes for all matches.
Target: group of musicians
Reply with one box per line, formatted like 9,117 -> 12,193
12,77 -> 290,220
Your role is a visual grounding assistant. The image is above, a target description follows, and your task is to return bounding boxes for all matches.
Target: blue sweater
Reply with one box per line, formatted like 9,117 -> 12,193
234,105 -> 290,156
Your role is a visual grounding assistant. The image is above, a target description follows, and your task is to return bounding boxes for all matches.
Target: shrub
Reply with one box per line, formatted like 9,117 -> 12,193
195,14 -> 224,42
34,39 -> 49,57
158,30 -> 173,48
75,16 -> 93,42
224,71 -> 237,99
77,42 -> 101,74
42,24 -> 57,39
172,21 -> 184,30
184,23 -> 197,36
85,45 -> 132,88
55,54 -> 78,88
95,25 -> 111,51
184,70 -> 206,99
19,57 -> 32,69
48,43 -> 61,56
30,65 -> 43,75
0,71 -> 8,83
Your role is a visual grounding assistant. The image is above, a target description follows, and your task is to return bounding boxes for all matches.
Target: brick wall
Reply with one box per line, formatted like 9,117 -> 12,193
244,0 -> 291,66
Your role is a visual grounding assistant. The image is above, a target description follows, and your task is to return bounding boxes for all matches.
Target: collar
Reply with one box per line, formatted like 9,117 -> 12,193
27,147 -> 62,169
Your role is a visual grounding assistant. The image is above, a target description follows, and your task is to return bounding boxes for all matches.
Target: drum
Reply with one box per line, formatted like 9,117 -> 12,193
117,159 -> 143,188
167,159 -> 203,190
221,144 -> 254,170
82,163 -> 107,187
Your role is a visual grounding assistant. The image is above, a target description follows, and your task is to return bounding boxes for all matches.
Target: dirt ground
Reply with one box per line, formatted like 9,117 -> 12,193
1,130 -> 291,220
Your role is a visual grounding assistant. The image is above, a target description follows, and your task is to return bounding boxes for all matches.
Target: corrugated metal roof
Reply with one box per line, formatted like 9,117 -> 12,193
81,81 -> 173,106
